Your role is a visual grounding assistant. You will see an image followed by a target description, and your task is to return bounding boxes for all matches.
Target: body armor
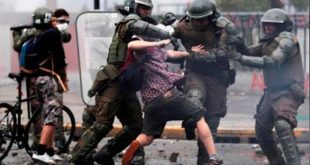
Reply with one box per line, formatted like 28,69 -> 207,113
107,14 -> 170,65
241,31 -> 304,87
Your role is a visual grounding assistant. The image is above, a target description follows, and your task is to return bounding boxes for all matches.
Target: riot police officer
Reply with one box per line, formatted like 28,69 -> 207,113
230,8 -> 305,165
70,0 -> 171,164
172,0 -> 237,164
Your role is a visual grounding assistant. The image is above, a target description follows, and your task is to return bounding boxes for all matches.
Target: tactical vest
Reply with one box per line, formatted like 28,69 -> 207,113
262,33 -> 304,87
176,19 -> 230,75
107,14 -> 140,66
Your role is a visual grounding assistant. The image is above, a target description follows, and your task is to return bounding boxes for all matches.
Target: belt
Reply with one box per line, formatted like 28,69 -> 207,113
267,83 -> 291,92
163,90 -> 173,99
163,86 -> 178,99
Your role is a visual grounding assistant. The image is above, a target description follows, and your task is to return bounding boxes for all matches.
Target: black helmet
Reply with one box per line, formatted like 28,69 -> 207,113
135,0 -> 153,8
260,8 -> 293,40
32,7 -> 54,29
187,0 -> 219,21
124,0 -> 135,13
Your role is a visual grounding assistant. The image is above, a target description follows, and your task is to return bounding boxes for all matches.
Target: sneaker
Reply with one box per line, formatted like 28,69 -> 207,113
50,154 -> 64,161
32,153 -> 56,164
207,158 -> 224,165
122,140 -> 141,165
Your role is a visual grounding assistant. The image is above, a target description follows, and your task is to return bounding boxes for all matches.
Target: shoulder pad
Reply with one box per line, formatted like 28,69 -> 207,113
216,16 -> 237,35
277,31 -> 295,40
276,32 -> 296,51
123,14 -> 141,22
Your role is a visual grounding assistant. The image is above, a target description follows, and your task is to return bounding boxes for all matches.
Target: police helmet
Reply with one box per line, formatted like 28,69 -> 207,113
135,0 -> 153,8
32,7 -> 54,29
123,0 -> 135,13
186,0 -> 219,21
260,8 -> 293,40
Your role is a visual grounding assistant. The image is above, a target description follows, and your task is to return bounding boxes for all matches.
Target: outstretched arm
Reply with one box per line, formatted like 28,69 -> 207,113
128,39 -> 170,50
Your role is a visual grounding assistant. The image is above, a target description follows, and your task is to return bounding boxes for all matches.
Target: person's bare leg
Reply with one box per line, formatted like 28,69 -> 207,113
122,134 -> 154,165
136,134 -> 154,146
40,125 -> 55,147
196,117 -> 217,155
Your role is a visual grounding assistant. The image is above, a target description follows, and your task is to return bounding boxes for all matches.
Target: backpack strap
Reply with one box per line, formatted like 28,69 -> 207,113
38,67 -> 69,92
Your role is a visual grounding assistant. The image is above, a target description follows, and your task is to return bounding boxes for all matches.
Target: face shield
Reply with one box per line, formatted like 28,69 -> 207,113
259,21 -> 282,41
190,16 -> 210,32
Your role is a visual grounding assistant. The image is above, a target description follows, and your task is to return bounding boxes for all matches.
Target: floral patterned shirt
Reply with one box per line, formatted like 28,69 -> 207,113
134,46 -> 183,103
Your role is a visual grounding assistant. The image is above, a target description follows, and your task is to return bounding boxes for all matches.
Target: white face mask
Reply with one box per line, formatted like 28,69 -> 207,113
56,23 -> 68,31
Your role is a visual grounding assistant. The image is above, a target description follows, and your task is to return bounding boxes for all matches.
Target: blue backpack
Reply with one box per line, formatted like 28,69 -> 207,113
20,37 -> 37,72
19,36 -> 50,74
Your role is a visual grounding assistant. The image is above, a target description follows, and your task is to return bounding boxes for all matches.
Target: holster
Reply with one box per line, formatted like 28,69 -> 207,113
88,64 -> 120,97
228,69 -> 236,85
289,81 -> 305,103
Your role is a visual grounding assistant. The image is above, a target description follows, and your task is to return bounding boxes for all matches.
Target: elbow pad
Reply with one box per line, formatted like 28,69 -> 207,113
132,20 -> 171,39
240,55 -> 264,68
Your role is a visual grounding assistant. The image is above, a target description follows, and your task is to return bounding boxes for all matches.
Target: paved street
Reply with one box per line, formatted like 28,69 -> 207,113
0,72 -> 309,164
1,138 -> 309,165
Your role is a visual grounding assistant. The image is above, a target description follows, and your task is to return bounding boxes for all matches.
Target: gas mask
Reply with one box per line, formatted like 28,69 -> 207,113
56,23 -> 71,43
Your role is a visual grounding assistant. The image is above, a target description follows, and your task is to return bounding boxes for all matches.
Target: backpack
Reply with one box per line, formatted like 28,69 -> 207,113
119,49 -> 149,92
19,36 -> 51,74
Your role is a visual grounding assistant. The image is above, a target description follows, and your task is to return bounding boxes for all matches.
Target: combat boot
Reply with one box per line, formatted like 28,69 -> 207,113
275,119 -> 301,165
93,126 -> 143,164
131,147 -> 145,165
206,158 -> 224,165
92,144 -> 115,165
71,122 -> 111,164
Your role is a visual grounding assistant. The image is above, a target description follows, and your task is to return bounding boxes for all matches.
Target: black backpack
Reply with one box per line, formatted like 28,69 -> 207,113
119,49 -> 149,92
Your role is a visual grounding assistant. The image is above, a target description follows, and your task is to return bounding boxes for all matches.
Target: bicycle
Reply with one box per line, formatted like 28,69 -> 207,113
0,72 -> 76,161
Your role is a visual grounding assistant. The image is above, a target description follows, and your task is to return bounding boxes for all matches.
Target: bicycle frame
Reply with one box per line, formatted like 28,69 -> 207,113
8,73 -> 39,148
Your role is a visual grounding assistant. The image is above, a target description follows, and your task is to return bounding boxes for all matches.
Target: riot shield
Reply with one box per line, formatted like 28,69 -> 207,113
76,12 -> 123,105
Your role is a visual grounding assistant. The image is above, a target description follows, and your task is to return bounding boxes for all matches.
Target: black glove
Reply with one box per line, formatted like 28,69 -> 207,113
160,12 -> 177,26
170,37 -> 179,50
228,51 -> 243,61
226,35 -> 249,54
226,35 -> 244,46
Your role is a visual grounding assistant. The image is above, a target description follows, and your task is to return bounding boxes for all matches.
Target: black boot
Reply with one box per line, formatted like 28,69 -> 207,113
255,122 -> 286,165
275,119 -> 301,165
71,122 -> 111,164
131,147 -> 145,165
93,126 -> 143,164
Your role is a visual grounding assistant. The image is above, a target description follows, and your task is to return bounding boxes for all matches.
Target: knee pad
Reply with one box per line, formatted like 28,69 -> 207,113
82,109 -> 96,127
186,89 -> 204,107
275,119 -> 292,134
91,122 -> 113,137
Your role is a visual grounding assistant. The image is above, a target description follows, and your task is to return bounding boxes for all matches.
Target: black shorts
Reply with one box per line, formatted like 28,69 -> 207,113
142,88 -> 205,138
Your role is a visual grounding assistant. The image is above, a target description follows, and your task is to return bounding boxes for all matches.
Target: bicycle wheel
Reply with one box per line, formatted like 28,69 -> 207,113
0,103 -> 17,161
24,105 -> 76,156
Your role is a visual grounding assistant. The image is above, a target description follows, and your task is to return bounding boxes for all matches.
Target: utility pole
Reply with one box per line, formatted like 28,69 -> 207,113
94,0 -> 100,10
